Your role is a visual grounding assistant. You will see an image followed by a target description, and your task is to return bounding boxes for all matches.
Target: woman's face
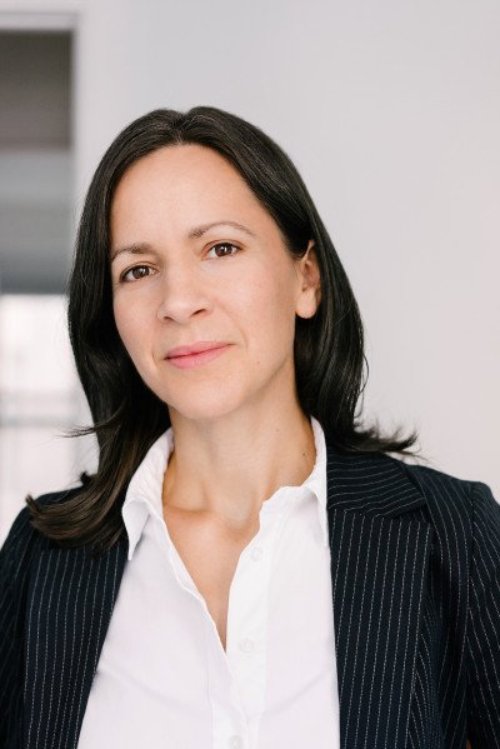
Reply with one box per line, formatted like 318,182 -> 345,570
110,143 -> 320,423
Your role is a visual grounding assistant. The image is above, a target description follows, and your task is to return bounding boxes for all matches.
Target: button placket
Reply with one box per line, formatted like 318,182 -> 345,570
238,637 -> 255,654
250,544 -> 263,561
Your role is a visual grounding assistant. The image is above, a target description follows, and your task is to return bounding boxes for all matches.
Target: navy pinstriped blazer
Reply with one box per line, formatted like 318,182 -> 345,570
1,445 -> 499,749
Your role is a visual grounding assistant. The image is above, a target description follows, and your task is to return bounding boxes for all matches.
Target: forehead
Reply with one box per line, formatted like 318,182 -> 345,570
110,143 -> 280,243
112,144 -> 256,211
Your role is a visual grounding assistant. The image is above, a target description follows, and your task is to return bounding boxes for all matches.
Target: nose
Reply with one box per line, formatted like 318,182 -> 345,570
156,264 -> 212,324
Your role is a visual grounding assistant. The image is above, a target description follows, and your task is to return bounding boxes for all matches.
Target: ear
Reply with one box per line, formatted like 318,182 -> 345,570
294,239 -> 322,319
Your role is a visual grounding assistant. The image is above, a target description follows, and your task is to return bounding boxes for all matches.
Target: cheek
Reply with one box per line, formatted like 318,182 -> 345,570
113,297 -> 151,363
235,264 -> 297,349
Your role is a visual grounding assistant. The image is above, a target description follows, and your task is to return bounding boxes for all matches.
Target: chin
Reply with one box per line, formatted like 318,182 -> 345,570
167,402 -> 244,424
159,387 -> 249,423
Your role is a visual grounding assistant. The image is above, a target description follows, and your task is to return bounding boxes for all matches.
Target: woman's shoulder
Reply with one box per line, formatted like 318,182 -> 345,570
329,443 -> 497,515
385,454 -> 500,541
393,455 -> 497,507
0,483 -> 85,563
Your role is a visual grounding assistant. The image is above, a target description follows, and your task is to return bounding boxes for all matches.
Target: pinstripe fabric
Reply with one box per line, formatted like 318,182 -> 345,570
1,447 -> 499,748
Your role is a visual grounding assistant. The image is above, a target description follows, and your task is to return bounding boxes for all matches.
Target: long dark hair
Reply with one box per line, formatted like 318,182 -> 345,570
26,105 -> 419,555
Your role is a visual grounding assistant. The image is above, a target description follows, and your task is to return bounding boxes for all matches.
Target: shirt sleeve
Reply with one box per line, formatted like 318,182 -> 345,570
0,504 -> 34,744
465,480 -> 500,748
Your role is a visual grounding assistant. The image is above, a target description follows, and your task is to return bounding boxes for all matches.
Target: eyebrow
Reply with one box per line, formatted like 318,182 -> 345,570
110,220 -> 256,262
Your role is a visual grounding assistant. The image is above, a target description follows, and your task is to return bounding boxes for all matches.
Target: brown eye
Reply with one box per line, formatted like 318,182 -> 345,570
207,242 -> 240,258
121,265 -> 153,282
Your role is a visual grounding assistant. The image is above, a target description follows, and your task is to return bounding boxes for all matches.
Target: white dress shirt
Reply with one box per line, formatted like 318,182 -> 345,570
77,416 -> 340,749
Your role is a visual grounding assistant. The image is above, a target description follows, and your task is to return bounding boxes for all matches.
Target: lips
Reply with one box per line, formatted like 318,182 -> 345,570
166,341 -> 229,359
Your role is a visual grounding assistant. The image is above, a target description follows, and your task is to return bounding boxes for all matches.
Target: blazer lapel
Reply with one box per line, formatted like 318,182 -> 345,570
326,447 -> 433,749
23,533 -> 128,749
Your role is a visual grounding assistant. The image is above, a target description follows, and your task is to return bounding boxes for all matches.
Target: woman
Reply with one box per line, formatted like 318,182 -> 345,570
0,106 -> 498,749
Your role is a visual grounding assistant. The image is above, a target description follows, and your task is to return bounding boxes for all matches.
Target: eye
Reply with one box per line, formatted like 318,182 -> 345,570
120,265 -> 155,283
206,242 -> 240,259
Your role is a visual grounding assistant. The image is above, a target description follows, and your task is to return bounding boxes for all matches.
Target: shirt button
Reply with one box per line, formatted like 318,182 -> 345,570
250,545 -> 263,561
239,638 -> 255,653
228,736 -> 243,749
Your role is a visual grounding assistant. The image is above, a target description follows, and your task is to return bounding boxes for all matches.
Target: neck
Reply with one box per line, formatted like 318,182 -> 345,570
162,398 -> 316,531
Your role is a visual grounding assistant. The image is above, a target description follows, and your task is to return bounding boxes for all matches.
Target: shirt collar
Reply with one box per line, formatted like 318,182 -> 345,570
122,415 -> 329,561
122,429 -> 173,561
305,415 -> 329,548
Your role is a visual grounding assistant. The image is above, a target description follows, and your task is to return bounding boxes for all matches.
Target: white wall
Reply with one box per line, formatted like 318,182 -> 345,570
2,0 -> 499,496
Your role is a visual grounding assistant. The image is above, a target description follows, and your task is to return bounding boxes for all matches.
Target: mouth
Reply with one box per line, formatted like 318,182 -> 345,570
165,344 -> 231,369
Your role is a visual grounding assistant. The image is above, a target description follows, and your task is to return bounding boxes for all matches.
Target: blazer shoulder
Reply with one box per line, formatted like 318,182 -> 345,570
325,444 -> 493,521
392,457 -> 499,531
396,457 -> 496,501
0,483 -> 85,560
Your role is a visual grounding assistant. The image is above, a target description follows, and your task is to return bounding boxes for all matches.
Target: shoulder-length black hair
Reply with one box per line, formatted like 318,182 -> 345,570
26,105 -> 419,555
